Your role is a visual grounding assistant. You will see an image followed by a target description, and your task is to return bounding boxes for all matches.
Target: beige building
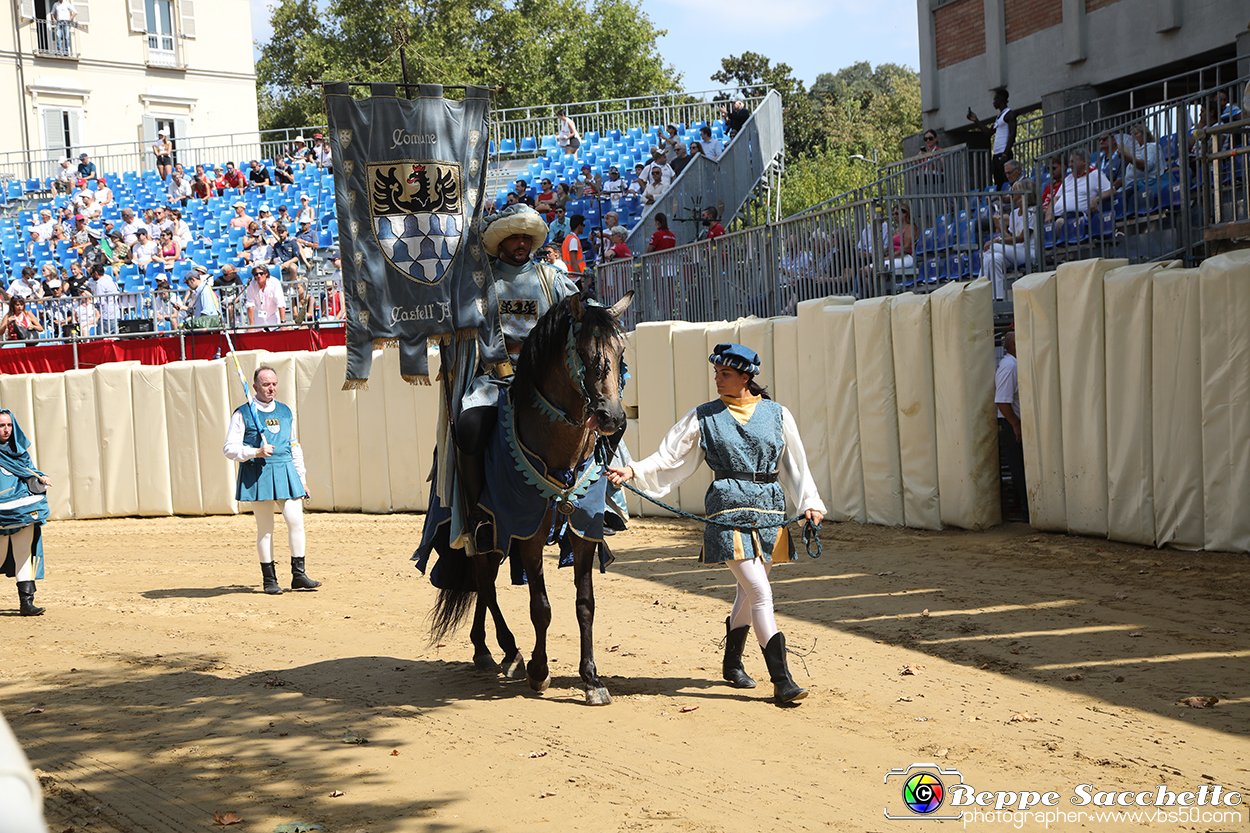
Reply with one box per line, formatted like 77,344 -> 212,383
0,0 -> 259,178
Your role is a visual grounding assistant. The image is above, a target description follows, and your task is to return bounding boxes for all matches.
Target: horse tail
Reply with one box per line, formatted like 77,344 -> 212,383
428,554 -> 477,643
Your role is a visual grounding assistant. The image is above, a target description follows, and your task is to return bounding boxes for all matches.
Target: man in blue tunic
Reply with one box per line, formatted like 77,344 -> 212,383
223,366 -> 320,595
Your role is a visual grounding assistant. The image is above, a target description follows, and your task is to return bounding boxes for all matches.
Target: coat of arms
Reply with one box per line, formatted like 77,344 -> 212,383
368,160 -> 465,284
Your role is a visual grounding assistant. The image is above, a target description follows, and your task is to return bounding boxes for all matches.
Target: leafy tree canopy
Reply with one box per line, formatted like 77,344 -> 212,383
256,0 -> 682,131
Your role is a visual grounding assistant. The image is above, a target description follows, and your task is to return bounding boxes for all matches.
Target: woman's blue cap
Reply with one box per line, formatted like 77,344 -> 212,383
709,343 -> 760,375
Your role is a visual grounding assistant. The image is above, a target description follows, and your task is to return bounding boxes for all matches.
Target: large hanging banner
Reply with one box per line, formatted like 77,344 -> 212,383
324,82 -> 491,388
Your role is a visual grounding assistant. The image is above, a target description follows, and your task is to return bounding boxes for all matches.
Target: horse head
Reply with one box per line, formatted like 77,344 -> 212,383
570,291 -> 633,437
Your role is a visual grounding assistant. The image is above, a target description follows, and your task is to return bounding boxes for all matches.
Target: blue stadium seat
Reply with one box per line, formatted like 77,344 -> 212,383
541,136 -> 558,150
920,257 -> 944,283
519,136 -> 537,153
499,138 -> 517,154
1089,210 -> 1116,239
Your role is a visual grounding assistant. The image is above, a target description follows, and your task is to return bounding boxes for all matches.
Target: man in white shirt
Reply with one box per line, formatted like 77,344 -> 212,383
312,134 -> 332,171
51,0 -> 77,54
167,172 -> 192,206
700,126 -> 724,161
994,331 -> 1027,521
246,265 -> 286,327
9,267 -> 43,300
149,205 -> 173,236
1045,149 -> 1113,227
642,167 -> 667,206
130,228 -> 159,266
28,209 -> 56,244
52,158 -> 74,194
93,178 -> 113,206
640,148 -> 674,187
601,166 -> 626,199
119,208 -> 145,244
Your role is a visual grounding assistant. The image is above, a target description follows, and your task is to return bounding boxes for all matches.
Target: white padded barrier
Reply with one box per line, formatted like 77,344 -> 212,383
193,360 -> 238,515
622,331 -> 638,411
671,322 -> 713,513
1152,268 -> 1205,549
0,374 -> 35,450
703,320 -> 740,401
769,317 -> 800,421
823,304 -> 866,523
931,278 -> 1000,530
94,362 -> 141,518
853,297 -> 904,526
378,346 -> 433,512
163,361 -> 203,515
891,293 -> 941,530
737,317 -> 775,394
323,347 -> 363,512
1198,251 -> 1250,553
796,299 -> 833,503
65,369 -> 105,519
293,350 -> 335,511
1056,259 -> 1126,536
30,374 -> 71,520
131,365 -> 173,517
1104,263 -> 1163,546
1011,271 -> 1066,532
633,322 -> 677,517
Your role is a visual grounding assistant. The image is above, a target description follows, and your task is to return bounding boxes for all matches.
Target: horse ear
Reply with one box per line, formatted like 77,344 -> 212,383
570,293 -> 586,322
608,290 -> 634,319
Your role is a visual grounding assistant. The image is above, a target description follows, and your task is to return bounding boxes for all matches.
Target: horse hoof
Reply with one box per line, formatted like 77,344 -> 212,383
503,652 -> 527,679
585,687 -> 612,706
528,674 -> 552,693
473,653 -> 500,673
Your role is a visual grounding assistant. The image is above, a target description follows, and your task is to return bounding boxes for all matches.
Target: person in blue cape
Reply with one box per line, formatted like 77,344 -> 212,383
222,365 -> 320,595
0,410 -> 52,616
608,344 -> 826,705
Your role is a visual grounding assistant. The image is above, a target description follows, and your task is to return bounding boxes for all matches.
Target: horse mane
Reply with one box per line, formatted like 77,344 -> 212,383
513,294 -> 622,395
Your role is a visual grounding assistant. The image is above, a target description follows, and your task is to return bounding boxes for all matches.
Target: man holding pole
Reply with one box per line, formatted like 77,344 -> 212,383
223,365 -> 320,594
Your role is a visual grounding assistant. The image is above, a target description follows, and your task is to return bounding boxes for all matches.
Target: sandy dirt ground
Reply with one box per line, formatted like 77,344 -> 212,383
1,513 -> 1247,833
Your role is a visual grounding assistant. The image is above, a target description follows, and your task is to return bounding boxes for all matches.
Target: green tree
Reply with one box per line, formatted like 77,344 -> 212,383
255,0 -> 682,131
711,52 -> 821,160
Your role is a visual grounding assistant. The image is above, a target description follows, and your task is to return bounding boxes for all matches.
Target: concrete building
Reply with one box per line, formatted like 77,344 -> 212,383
915,0 -> 1248,145
0,0 -> 258,177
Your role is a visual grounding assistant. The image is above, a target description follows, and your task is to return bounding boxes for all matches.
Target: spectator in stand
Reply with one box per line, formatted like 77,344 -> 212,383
276,205 -> 294,226
1039,155 -> 1065,214
44,278 -> 72,337
603,226 -> 631,262
169,208 -> 192,245
152,278 -> 186,329
118,208 -> 143,244
230,200 -> 254,230
670,141 -> 692,176
240,220 -> 266,266
273,157 -> 296,191
698,206 -> 725,241
246,265 -> 286,328
212,166 -> 228,196
76,191 -> 102,220
512,179 -> 535,207
155,228 -> 182,269
291,136 -> 309,165
534,178 -> 558,217
295,194 -> 316,226
269,223 -> 300,281
80,228 -> 107,272
215,265 -> 246,323
918,129 -> 943,175
642,166 -> 667,206
167,171 -> 192,206
294,219 -> 318,273
257,206 -> 276,231
152,130 -> 173,181
29,209 -> 62,246
556,110 -> 580,155
646,212 -> 676,253
1044,148 -> 1113,232
967,88 -> 1017,188
601,166 -> 626,200
191,171 -> 213,202
1110,124 -> 1160,195
689,141 -> 704,160
995,330 -> 1027,521
94,177 -> 113,206
73,287 -> 99,335
982,178 -> 1036,301
561,214 -> 587,279
248,160 -> 271,195
860,204 -> 916,285
641,148 -> 674,186
223,162 -> 247,195
722,100 -> 750,138
0,297 -> 43,342
312,133 -> 333,171
10,268 -> 43,300
53,158 -> 75,195
69,214 -> 90,252
150,205 -> 173,236
700,126 -> 724,161
573,165 -> 602,196
999,159 -> 1023,192
214,263 -> 244,289
77,153 -> 96,179
628,163 -> 647,196
183,264 -> 221,329
663,125 -> 682,158
325,254 -> 343,319
548,206 -> 571,245
536,244 -> 567,272
504,192 -> 519,207
290,279 -> 317,325
65,261 -> 86,294
131,228 -> 158,266
105,230 -> 130,268
91,264 -> 121,335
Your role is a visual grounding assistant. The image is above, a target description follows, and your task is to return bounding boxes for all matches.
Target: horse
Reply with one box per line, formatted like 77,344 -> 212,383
429,290 -> 633,705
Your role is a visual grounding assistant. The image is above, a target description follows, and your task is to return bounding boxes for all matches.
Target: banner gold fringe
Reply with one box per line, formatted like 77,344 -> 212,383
403,374 -> 432,386
373,338 -> 399,349
456,327 -> 477,342
342,379 -> 369,391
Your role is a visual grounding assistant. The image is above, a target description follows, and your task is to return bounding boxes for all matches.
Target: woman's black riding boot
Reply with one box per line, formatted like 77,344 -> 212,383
17,581 -> 44,616
722,617 -> 756,688
260,562 -> 283,595
290,557 -> 321,590
761,632 -> 808,704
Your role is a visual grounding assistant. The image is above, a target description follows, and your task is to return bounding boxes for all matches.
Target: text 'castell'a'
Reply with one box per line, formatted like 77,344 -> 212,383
389,302 -> 451,326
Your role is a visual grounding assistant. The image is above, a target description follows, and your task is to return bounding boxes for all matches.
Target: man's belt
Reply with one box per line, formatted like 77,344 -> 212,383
714,470 -> 779,484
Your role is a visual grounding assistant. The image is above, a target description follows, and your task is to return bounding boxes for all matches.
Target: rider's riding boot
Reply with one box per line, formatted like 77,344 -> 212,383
722,617 -> 756,689
290,557 -> 321,590
761,632 -> 808,704
17,581 -> 44,616
260,562 -> 283,595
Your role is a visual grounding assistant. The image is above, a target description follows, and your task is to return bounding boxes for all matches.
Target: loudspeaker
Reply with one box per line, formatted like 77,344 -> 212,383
119,318 -> 154,334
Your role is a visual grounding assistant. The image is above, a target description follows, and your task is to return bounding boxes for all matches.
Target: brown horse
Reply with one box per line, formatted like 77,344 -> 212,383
430,291 -> 633,705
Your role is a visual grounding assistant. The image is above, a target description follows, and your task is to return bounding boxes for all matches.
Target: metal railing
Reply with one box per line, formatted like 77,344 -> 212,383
488,88 -> 770,152
31,19 -> 79,58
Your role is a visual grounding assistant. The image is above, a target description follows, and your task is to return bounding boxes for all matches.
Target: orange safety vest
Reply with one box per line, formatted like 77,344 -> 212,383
561,232 -> 586,275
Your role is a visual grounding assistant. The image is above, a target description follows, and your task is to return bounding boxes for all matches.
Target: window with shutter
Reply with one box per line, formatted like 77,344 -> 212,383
141,115 -> 157,145
179,0 -> 195,39
128,0 -> 145,33
75,0 -> 89,26
18,0 -> 33,21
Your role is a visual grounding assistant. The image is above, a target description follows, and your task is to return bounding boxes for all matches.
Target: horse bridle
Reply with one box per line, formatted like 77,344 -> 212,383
530,304 -> 622,435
